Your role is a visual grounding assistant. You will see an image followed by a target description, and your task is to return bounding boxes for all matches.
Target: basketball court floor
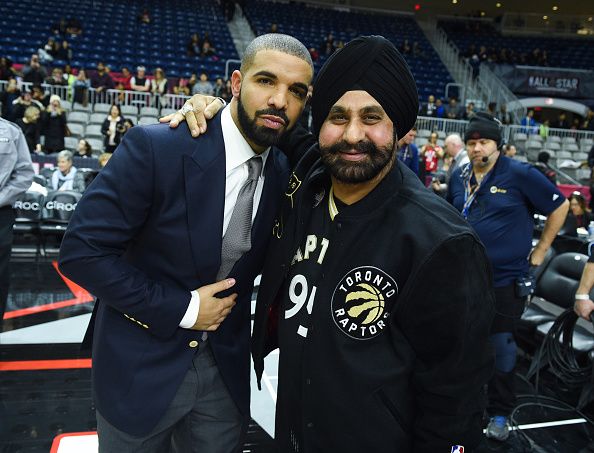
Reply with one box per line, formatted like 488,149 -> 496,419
2,253 -> 594,452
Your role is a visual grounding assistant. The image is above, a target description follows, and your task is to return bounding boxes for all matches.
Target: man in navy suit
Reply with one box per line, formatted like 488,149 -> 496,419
58,34 -> 313,452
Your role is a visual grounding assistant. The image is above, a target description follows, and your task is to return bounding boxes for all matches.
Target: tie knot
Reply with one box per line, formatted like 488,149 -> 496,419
247,156 -> 262,181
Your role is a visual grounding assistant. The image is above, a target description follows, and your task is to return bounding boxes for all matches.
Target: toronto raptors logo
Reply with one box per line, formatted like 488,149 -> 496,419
331,266 -> 398,340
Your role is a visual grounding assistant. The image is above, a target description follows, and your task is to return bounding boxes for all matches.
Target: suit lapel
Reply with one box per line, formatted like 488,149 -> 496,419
183,113 -> 226,283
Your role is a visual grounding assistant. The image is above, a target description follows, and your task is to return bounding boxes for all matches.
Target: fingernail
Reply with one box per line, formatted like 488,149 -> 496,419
200,126 -> 206,133
191,129 -> 198,136
227,278 -> 236,285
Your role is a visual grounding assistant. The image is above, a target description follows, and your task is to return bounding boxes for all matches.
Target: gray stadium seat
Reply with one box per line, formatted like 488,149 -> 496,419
67,111 -> 89,124
140,107 -> 159,117
513,132 -> 528,142
160,108 -> 177,117
67,123 -> 85,137
563,144 -> 579,152
89,113 -> 106,125
73,103 -> 92,112
64,136 -> 79,151
85,124 -> 103,139
86,138 -> 104,154
562,136 -> 577,145
417,129 -> 431,138
138,116 -> 159,126
121,105 -> 138,116
546,135 -> 561,143
61,100 -> 72,111
526,141 -> 542,150
93,103 -> 112,114
547,142 -> 561,151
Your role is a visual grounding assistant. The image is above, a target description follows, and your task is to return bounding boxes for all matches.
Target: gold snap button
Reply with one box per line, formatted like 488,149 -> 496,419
189,340 -> 199,348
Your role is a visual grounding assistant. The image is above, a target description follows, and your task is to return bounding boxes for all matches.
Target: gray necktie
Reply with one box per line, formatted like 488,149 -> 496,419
216,156 -> 263,280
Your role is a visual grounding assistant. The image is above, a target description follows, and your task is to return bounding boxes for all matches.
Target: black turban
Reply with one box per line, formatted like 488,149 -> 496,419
311,35 -> 419,140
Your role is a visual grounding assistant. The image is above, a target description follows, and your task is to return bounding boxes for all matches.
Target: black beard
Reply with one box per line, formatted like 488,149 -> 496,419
319,139 -> 395,184
237,93 -> 290,147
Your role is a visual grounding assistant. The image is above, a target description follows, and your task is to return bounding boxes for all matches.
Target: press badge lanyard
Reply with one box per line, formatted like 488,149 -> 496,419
462,168 -> 492,219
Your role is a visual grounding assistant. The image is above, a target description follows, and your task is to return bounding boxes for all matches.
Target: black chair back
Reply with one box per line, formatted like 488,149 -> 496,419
13,191 -> 44,222
43,190 -> 82,223
534,252 -> 590,309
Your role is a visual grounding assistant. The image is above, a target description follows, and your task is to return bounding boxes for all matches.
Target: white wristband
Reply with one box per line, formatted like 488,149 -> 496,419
575,294 -> 590,300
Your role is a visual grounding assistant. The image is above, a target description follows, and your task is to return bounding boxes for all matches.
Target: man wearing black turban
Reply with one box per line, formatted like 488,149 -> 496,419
169,35 -> 495,452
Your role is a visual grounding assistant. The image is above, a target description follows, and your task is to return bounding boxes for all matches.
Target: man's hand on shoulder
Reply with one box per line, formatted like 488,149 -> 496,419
192,278 -> 237,331
159,95 -> 226,137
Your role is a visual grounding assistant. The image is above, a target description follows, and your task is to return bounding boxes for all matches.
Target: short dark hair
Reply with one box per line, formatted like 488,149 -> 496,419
537,151 -> 550,164
240,34 -> 313,74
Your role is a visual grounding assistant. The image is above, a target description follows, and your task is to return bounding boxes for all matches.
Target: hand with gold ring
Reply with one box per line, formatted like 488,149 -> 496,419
159,95 -> 226,137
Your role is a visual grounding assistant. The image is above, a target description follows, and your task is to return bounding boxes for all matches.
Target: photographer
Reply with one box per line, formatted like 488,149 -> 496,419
101,104 -> 126,153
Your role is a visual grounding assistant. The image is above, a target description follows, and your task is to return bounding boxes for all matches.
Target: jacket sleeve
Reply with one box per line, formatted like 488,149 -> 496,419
395,234 -> 495,452
278,122 -> 317,169
58,126 -> 191,339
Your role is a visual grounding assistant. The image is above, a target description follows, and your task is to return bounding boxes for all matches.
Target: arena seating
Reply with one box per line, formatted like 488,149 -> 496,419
244,0 -> 454,100
0,0 -> 238,80
438,20 -> 594,70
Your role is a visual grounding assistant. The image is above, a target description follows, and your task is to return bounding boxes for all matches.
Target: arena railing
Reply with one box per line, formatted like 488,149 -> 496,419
1,80 -> 593,147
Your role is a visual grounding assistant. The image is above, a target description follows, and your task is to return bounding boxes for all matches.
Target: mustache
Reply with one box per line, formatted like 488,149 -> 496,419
322,140 -> 379,155
255,108 -> 289,125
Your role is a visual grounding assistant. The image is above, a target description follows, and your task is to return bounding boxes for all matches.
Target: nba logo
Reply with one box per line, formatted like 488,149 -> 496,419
451,447 -> 464,453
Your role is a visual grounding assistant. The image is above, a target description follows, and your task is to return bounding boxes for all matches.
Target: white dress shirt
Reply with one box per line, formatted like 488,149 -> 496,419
179,105 -> 270,328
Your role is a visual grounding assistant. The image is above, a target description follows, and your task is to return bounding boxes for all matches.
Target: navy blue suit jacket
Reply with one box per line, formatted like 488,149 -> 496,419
58,113 -> 290,436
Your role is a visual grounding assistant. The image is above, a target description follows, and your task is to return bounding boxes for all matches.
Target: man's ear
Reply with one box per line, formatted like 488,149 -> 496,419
231,70 -> 242,98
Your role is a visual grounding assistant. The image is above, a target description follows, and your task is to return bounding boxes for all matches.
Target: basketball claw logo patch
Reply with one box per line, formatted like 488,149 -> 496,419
332,266 -> 398,340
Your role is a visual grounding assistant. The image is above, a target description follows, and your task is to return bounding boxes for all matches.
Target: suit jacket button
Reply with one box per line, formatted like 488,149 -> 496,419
189,340 -> 199,348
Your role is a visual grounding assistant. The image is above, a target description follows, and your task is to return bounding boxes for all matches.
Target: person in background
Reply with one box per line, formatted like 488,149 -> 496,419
534,151 -> 557,185
448,112 -> 569,442
51,150 -> 85,192
16,106 -> 42,153
73,69 -> 91,106
420,131 -> 443,179
0,78 -> 20,121
90,62 -> 115,102
0,117 -> 34,327
397,127 -> 419,176
568,192 -> 593,230
77,139 -> 93,157
101,104 -> 126,153
98,152 -> 112,168
41,95 -> 67,154
192,72 -> 214,96
151,67 -> 169,108
539,119 -> 550,139
432,132 -> 469,195
130,66 -> 150,93
502,144 -> 517,158
521,110 -> 538,135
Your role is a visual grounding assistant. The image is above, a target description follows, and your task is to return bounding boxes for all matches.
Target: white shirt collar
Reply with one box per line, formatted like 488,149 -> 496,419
221,105 -> 269,176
